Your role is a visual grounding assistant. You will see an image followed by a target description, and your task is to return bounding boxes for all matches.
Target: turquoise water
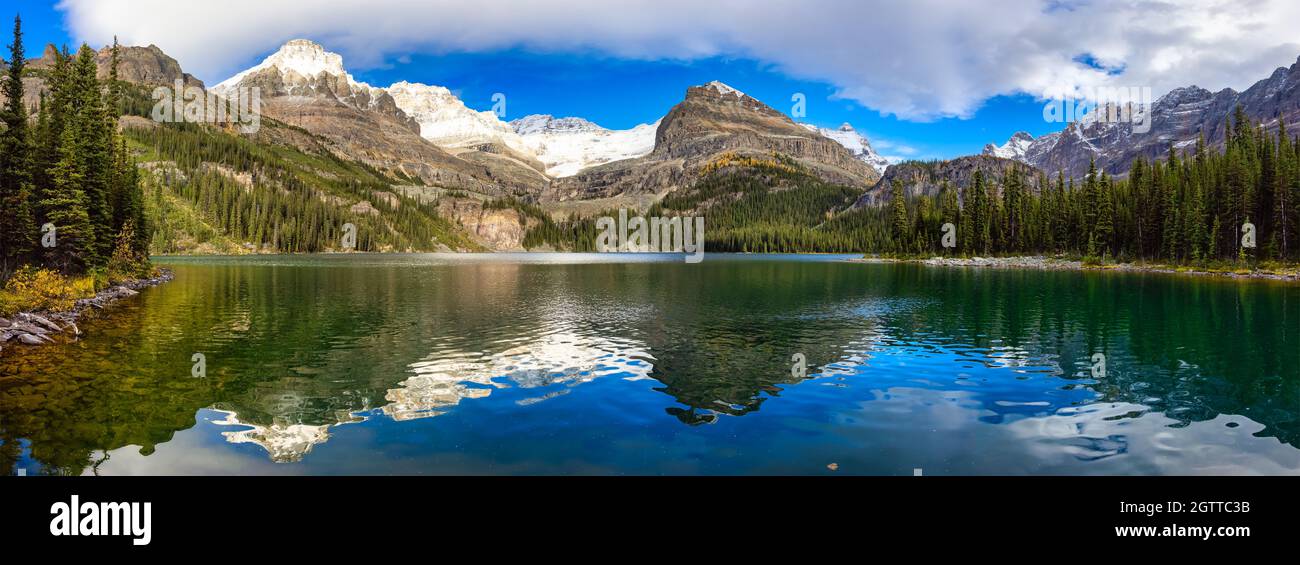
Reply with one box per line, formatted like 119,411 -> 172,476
2,253 -> 1299,475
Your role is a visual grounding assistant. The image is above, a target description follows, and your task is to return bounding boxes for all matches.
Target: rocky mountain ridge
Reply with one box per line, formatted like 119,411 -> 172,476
983,55 -> 1300,178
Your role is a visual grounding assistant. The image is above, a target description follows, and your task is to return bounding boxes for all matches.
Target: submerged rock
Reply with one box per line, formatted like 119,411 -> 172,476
18,333 -> 48,345
0,269 -> 173,356
20,313 -> 62,333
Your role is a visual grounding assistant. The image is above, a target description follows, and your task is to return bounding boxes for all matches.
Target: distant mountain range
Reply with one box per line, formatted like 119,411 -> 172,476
6,37 -> 1298,252
209,40 -> 886,198
984,55 -> 1300,179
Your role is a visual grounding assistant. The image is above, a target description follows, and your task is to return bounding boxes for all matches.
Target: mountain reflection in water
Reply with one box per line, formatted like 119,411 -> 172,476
1,253 -> 1298,475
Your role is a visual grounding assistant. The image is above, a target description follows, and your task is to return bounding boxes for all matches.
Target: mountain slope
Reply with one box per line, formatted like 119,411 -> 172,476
854,155 -> 1042,207
801,122 -> 891,174
543,81 -> 881,202
984,55 -> 1300,177
511,114 -> 659,178
211,40 -> 543,197
385,80 -> 547,183
982,131 -> 1035,161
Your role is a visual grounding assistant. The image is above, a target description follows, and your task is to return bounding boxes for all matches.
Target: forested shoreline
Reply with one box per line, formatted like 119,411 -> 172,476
5,8 -> 1300,295
883,108 -> 1300,266
523,109 -> 1300,272
0,15 -> 153,316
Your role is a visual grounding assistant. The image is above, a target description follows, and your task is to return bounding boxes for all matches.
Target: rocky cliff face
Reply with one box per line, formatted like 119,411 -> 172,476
386,80 -> 549,188
95,44 -> 205,89
801,123 -> 892,174
985,55 -> 1300,178
854,155 -> 1040,207
211,40 -> 544,197
24,43 -> 202,89
434,199 -> 537,251
543,81 -> 881,202
5,43 -> 204,114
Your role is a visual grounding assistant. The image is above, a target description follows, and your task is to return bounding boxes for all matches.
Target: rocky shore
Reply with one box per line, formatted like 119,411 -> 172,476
850,256 -> 1300,281
852,256 -> 1081,270
0,269 -> 173,354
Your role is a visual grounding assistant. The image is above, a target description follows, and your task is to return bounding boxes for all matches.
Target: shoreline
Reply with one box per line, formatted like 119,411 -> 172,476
0,269 -> 174,356
849,255 -> 1300,282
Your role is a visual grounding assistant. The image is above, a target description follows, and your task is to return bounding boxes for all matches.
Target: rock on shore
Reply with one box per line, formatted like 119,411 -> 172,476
0,270 -> 173,355
850,255 -> 1300,281
852,256 -> 1082,270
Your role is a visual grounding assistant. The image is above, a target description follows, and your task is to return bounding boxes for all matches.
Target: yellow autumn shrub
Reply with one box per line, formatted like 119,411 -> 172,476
0,266 -> 98,317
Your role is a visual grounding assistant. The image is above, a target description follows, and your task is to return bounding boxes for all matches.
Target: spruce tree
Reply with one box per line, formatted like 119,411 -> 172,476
939,180 -> 960,254
0,14 -> 36,272
42,119 -> 93,273
1095,172 -> 1115,258
72,43 -> 114,266
889,180 -> 909,252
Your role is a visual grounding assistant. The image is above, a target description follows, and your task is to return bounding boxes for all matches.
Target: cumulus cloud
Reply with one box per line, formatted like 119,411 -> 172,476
57,0 -> 1300,121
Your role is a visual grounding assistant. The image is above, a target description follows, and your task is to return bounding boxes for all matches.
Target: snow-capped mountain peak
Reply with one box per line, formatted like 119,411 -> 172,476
510,114 -> 606,136
800,122 -> 892,174
982,131 -> 1036,162
704,80 -> 746,98
212,39 -> 421,132
215,39 -> 359,92
511,114 -> 660,178
386,80 -> 532,156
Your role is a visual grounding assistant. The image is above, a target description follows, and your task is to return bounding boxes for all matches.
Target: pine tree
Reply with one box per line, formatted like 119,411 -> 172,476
1280,121 -> 1297,258
0,14 -> 36,273
939,180 -> 960,254
1003,165 -> 1025,251
72,44 -> 115,267
889,180 -> 909,252
1095,172 -> 1115,258
963,170 -> 990,254
1083,158 -> 1100,257
41,118 -> 93,273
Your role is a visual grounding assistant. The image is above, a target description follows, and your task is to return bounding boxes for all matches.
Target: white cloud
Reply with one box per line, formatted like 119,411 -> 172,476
867,136 -> 918,163
57,0 -> 1300,121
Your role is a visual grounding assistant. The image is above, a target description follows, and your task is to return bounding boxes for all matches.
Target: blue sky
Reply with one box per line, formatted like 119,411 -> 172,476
19,0 -> 1300,161
6,0 -> 1065,161
353,50 -> 1063,161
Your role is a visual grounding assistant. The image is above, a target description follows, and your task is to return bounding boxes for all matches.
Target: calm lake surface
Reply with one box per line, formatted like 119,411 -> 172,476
3,253 -> 1299,475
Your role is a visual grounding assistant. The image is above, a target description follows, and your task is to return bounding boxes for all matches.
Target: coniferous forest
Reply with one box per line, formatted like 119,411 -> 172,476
526,111 -> 1300,267
0,16 -> 149,281
4,11 -> 1300,283
879,107 -> 1300,265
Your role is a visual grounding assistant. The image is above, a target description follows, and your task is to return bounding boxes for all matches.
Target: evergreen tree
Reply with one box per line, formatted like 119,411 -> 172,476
41,118 -> 93,273
1094,172 -> 1115,258
72,44 -> 114,266
889,180 -> 909,252
939,180 -> 960,254
0,14 -> 35,273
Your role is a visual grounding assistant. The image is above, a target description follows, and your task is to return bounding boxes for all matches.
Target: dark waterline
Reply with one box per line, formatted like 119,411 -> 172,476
2,253 -> 1299,475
